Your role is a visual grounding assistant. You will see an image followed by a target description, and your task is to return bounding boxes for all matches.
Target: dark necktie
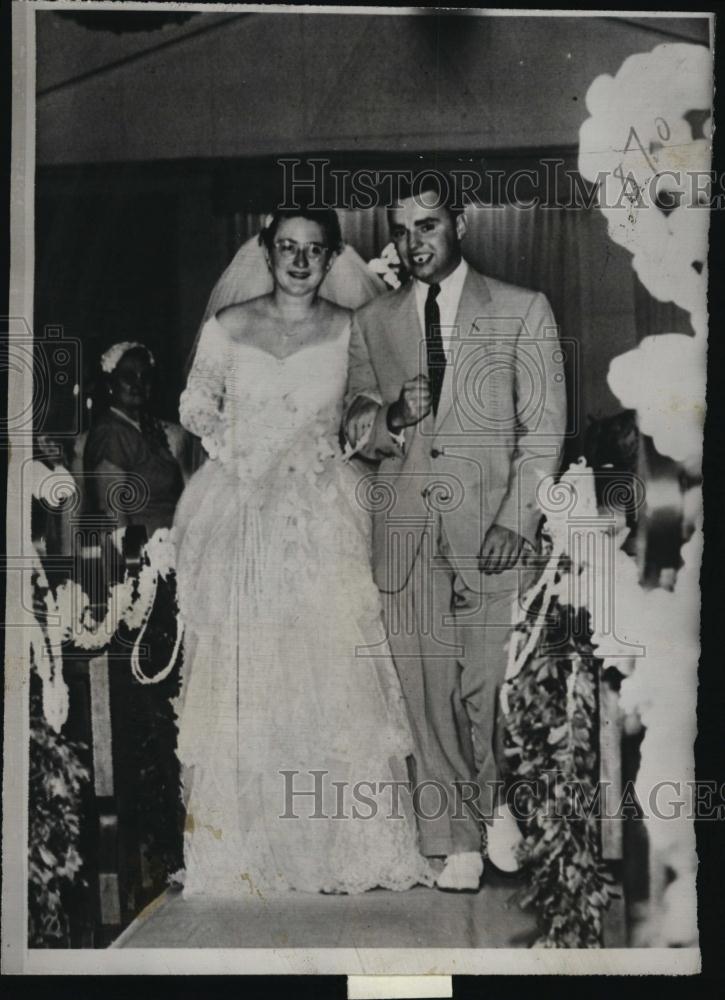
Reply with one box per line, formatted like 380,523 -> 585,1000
425,282 -> 445,416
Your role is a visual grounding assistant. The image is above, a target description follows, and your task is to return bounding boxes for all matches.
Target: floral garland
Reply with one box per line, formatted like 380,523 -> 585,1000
28,680 -> 90,947
503,558 -> 616,947
501,460 -> 617,947
30,505 -> 183,732
29,464 -> 185,939
114,580 -> 186,895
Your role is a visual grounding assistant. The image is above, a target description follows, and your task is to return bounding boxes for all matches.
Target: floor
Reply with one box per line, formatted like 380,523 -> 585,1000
114,872 -> 539,949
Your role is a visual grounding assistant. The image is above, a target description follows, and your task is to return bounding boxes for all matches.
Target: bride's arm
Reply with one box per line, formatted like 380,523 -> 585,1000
178,319 -> 228,457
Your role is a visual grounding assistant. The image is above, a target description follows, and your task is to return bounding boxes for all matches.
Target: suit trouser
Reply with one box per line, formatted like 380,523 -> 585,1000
382,525 -> 530,858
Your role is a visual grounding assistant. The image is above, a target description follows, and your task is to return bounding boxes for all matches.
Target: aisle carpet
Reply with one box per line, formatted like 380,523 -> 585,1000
114,873 -> 538,948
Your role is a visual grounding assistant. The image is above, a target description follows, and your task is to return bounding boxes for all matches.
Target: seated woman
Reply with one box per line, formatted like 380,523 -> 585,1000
84,341 -> 186,537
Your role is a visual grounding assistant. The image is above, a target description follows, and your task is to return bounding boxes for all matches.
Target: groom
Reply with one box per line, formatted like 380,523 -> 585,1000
344,173 -> 566,890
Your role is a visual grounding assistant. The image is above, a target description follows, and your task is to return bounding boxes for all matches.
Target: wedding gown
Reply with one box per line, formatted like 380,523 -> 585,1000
173,315 -> 434,896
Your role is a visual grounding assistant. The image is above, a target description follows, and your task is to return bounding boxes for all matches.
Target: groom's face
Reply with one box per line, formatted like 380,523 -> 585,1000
390,196 -> 465,285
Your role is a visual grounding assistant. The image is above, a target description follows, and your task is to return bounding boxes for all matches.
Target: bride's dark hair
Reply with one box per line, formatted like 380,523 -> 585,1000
259,208 -> 344,255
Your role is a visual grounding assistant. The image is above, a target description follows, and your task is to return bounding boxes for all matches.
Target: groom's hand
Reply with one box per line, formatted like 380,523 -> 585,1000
345,396 -> 380,448
478,524 -> 526,574
388,375 -> 432,432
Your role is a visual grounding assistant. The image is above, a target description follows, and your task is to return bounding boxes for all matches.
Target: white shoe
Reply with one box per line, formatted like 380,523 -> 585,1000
435,852 -> 483,892
486,803 -> 523,874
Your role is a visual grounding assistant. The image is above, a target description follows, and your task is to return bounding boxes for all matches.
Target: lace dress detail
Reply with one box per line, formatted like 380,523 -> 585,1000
173,317 -> 434,896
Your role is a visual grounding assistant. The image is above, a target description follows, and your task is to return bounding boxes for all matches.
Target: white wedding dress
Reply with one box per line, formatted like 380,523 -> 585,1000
173,315 -> 434,896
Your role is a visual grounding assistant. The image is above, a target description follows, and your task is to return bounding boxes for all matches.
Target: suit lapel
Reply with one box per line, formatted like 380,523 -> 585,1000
434,266 -> 492,432
386,280 -> 423,379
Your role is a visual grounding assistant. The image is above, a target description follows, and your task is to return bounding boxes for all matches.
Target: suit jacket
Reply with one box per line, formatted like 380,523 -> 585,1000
345,264 -> 566,593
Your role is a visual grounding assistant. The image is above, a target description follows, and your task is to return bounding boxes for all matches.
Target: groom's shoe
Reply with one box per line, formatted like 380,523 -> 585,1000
435,852 -> 483,892
486,803 -> 524,876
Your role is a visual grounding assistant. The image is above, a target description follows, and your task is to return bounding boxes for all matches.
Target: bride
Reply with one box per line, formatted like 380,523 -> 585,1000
173,208 -> 434,895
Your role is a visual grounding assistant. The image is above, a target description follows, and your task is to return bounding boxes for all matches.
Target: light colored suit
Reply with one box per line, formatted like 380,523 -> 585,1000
345,263 -> 566,856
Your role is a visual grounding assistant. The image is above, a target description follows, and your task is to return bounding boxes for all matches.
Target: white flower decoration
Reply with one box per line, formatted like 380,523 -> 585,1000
607,333 -> 706,465
100,341 -> 155,375
368,242 -> 402,289
144,528 -> 176,580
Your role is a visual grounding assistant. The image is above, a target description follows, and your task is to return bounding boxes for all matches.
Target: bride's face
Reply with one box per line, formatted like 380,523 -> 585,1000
268,217 -> 332,297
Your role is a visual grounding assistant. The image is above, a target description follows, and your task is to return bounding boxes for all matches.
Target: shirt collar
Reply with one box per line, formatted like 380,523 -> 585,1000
414,257 -> 468,308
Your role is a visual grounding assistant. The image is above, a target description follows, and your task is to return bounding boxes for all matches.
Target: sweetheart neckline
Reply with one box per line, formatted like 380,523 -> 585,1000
229,326 -> 349,363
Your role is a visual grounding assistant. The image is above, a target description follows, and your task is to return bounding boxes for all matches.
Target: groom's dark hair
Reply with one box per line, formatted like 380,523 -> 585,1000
391,170 -> 465,221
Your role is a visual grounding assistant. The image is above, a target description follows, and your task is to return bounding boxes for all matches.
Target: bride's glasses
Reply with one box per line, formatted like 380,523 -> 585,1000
273,239 -> 328,261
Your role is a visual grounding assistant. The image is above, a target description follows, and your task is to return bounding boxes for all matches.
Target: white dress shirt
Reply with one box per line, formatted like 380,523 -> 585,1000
387,258 -> 469,447
413,257 -> 469,344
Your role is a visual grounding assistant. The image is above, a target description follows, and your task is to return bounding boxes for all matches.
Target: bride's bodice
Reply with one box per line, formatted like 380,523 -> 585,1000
225,336 -> 349,430
179,316 -> 350,486
175,313 -> 378,628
